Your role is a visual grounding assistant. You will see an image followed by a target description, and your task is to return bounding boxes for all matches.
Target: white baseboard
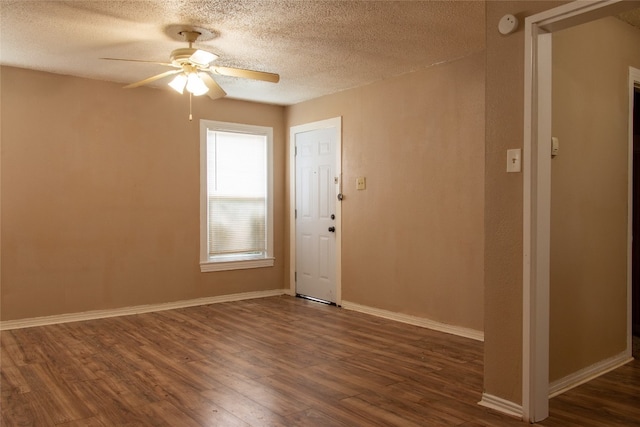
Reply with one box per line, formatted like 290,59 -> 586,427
478,393 -> 523,419
549,350 -> 633,398
0,289 -> 286,331
340,300 -> 484,342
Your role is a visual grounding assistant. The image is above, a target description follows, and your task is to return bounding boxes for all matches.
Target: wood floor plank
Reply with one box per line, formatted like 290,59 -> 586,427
18,362 -> 94,419
135,400 -> 203,427
2,295 -> 639,426
1,391 -> 57,427
89,365 -> 162,408
132,368 -> 211,411
254,371 -> 348,410
282,407 -> 351,427
381,378 -> 451,404
292,363 -> 369,398
2,339 -> 47,367
338,395 -> 425,427
352,390 -> 469,426
169,404 -> 251,427
56,417 -> 108,427
427,397 -> 527,427
309,404 -> 388,426
199,386 -> 292,427
1,365 -> 31,395
0,342 -> 17,369
194,362 -> 311,418
66,378 -> 154,425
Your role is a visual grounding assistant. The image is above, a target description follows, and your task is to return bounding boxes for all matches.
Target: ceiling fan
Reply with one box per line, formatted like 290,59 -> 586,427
102,28 -> 280,101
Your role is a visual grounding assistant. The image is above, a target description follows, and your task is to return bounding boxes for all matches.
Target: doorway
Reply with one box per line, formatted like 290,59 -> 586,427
548,24 -> 637,392
524,2 -> 640,422
289,117 -> 342,304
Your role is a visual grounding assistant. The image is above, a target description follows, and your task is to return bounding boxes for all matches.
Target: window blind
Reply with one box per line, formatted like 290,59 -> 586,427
206,130 -> 267,258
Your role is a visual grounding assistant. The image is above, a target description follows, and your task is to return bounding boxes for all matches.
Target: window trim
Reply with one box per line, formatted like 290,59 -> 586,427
199,120 -> 274,272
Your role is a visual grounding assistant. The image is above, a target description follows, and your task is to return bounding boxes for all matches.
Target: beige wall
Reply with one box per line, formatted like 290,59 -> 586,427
286,52 -> 486,332
550,17 -> 640,382
483,0 -> 568,404
0,66 -> 286,321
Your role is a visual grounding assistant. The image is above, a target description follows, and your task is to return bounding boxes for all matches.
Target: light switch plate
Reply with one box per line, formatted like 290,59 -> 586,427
356,177 -> 366,190
507,149 -> 521,173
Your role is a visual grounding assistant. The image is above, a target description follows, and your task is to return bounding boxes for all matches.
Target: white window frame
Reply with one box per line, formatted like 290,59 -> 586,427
199,120 -> 274,272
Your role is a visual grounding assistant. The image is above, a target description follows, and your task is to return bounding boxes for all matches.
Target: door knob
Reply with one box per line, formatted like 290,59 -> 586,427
328,227 -> 336,232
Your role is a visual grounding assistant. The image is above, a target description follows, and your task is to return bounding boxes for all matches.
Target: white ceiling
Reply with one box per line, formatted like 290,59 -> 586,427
0,0 -> 486,106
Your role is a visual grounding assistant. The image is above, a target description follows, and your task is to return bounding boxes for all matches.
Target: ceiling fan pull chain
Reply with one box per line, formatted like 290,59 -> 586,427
189,92 -> 193,121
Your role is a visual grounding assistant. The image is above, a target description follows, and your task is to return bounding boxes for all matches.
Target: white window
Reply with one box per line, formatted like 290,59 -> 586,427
200,120 -> 274,272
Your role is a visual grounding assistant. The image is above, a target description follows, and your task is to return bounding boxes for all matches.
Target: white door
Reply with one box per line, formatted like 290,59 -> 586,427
294,123 -> 339,303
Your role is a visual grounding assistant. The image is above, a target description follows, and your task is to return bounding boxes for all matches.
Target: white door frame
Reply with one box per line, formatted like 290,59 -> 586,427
289,117 -> 342,304
627,66 -> 640,358
523,0 -> 637,422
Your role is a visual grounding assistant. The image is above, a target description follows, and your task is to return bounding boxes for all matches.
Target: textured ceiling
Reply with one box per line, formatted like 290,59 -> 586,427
0,0 -> 486,106
618,7 -> 640,30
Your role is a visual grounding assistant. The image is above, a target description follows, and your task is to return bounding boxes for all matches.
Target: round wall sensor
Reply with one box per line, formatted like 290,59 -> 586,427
498,14 -> 519,35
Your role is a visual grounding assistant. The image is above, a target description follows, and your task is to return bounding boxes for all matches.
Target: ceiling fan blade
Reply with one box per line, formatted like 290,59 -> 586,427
123,69 -> 182,89
209,66 -> 280,83
101,58 -> 176,68
200,73 -> 227,100
189,50 -> 218,67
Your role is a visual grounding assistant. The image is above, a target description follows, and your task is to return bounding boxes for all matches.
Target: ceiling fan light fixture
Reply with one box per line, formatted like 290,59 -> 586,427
168,73 -> 188,94
186,73 -> 209,96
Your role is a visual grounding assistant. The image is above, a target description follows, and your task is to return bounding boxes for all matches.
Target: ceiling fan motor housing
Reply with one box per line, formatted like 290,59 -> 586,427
171,48 -> 201,66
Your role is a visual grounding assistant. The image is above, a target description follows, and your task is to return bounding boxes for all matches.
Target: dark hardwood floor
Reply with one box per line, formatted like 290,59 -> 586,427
1,296 -> 638,426
540,336 -> 640,427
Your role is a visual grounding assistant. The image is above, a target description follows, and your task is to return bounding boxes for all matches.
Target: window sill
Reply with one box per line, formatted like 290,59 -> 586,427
200,257 -> 275,272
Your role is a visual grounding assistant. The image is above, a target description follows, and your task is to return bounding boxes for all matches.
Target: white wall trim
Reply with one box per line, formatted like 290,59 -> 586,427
200,257 -> 275,272
478,393 -> 523,419
0,289 -> 286,331
523,18 -> 552,422
289,117 -> 342,304
341,300 -> 484,342
627,66 -> 640,358
549,352 -> 633,398
528,0 -> 635,33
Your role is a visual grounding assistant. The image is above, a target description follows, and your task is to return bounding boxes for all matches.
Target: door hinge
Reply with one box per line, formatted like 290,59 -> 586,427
295,146 -> 297,156
295,272 -> 297,282
295,209 -> 297,219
